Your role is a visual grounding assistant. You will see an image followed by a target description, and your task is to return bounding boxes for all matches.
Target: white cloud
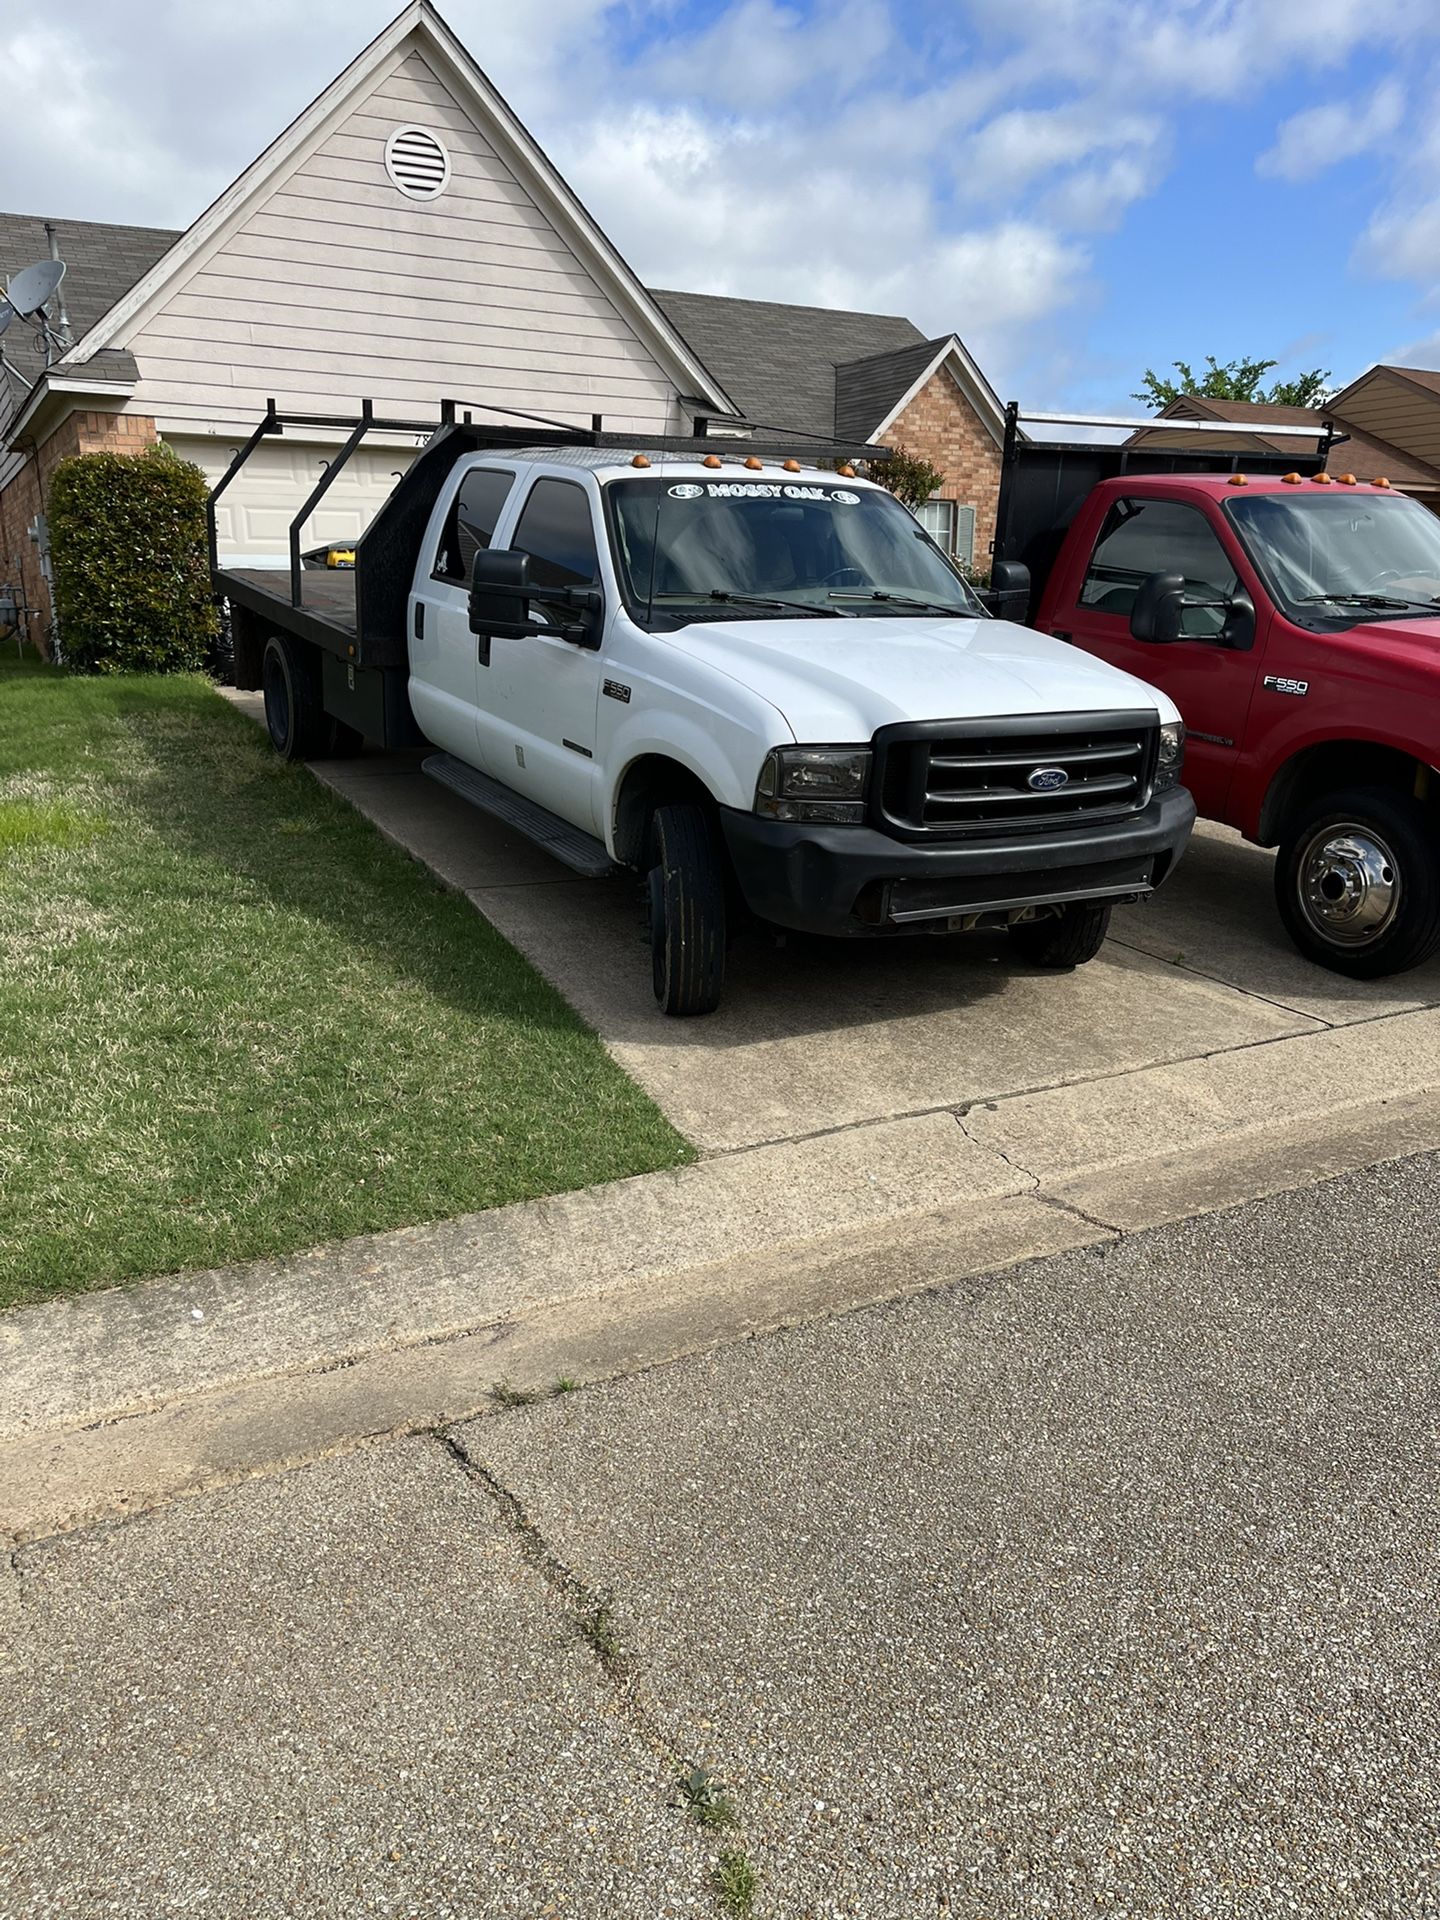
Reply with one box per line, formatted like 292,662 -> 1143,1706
1257,80 -> 1404,181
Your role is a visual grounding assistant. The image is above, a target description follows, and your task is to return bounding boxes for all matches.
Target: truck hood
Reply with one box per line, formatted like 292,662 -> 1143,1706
667,614 -> 1179,739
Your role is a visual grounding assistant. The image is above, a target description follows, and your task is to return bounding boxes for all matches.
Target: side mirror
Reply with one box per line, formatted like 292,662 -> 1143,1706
469,548 -> 531,635
1222,589 -> 1256,651
1129,570 -> 1186,643
985,559 -> 1031,619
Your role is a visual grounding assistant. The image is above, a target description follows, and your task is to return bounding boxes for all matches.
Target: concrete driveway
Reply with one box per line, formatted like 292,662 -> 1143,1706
304,736 -> 1440,1154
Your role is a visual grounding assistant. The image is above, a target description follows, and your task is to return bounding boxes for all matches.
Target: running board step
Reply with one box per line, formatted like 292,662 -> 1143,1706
422,753 -> 617,878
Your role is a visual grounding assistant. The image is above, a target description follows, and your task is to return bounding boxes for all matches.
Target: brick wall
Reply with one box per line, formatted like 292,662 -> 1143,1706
0,406 -> 157,650
886,366 -> 1003,572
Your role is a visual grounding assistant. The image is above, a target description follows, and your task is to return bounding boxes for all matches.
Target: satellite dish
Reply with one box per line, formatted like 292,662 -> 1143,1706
7,258 -> 65,317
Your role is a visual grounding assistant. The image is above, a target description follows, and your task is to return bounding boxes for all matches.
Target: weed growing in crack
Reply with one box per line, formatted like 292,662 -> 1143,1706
490,1380 -> 539,1409
713,1848 -> 757,1916
580,1597 -> 626,1672
678,1763 -> 738,1830
553,1377 -> 581,1395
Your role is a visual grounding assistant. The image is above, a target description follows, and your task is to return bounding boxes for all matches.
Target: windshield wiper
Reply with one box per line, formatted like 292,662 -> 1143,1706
828,590 -> 971,617
1298,591 -> 1440,613
654,590 -> 840,618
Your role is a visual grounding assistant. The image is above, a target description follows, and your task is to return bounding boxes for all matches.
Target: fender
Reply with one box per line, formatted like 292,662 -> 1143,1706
1250,724 -> 1440,844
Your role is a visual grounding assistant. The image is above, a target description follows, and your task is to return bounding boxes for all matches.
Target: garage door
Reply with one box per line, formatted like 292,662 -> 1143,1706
164,435 -> 417,565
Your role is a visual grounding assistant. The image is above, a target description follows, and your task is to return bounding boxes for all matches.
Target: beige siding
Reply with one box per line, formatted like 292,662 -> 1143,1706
1339,374 -> 1440,466
125,48 -> 683,438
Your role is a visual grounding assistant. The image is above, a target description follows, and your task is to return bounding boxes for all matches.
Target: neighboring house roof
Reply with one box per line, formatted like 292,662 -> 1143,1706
649,288 -> 925,438
1327,363 -> 1440,473
1140,395 -> 1440,493
0,213 -> 177,418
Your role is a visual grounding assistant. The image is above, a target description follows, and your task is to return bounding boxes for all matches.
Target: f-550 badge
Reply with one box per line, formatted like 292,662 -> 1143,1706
603,679 -> 632,704
1263,674 -> 1309,697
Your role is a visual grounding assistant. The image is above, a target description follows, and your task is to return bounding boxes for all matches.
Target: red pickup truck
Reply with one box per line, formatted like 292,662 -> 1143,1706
989,409 -> 1440,978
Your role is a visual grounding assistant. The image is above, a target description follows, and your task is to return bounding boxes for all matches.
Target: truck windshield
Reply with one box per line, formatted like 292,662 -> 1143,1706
607,477 -> 985,622
1226,491 -> 1440,621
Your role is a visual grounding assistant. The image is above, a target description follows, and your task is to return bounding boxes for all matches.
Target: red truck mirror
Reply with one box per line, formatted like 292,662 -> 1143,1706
1129,571 -> 1186,643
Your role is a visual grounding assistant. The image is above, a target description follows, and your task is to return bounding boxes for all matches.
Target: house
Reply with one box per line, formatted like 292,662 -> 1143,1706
0,2 -> 1003,647
1141,385 -> 1440,510
647,291 -> 1005,567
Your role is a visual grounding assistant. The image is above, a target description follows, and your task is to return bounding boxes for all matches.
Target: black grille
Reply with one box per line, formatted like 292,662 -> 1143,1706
874,711 -> 1157,838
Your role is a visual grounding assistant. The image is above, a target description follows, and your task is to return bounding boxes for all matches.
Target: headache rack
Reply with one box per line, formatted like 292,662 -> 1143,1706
991,401 -> 1341,620
208,395 -> 887,675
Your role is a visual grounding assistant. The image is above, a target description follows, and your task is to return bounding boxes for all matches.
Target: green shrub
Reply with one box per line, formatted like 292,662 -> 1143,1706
862,442 -> 947,510
49,443 -> 218,673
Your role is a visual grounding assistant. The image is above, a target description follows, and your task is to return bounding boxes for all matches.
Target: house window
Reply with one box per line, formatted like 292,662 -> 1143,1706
915,498 -> 976,568
385,126 -> 452,200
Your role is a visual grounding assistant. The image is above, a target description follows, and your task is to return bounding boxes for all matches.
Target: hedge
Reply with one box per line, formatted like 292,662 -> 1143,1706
49,443 -> 219,673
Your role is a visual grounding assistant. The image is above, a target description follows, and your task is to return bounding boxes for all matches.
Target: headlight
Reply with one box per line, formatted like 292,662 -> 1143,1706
1154,721 -> 1185,792
755,746 -> 871,824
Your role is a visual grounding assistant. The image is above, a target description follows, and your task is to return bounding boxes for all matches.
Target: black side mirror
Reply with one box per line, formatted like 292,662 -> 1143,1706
1129,570 -> 1186,643
469,548 -> 531,635
1222,589 -> 1256,651
985,559 -> 1031,619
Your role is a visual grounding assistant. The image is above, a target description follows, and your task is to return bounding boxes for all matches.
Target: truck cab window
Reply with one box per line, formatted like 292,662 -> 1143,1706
434,467 -> 514,581
1081,498 -> 1237,637
510,479 -> 600,590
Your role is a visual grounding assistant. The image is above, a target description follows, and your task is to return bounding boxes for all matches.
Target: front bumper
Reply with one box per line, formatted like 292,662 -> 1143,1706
718,787 -> 1197,937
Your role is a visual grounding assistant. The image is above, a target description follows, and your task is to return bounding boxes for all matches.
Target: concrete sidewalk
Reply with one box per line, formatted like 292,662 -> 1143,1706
9,1153 -> 1440,1918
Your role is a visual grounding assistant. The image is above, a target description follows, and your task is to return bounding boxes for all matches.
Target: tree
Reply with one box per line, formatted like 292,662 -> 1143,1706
1132,356 -> 1331,412
863,443 -> 946,509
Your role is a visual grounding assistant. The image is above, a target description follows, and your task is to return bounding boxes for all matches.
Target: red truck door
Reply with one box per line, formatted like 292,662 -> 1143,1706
1040,493 -> 1264,820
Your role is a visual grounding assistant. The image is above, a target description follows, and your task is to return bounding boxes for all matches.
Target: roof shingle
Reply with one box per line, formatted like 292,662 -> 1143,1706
648,287 -> 925,439
0,212 -> 179,398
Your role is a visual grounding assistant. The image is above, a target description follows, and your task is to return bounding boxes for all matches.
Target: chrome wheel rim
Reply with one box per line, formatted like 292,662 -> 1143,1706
1296,821 -> 1400,947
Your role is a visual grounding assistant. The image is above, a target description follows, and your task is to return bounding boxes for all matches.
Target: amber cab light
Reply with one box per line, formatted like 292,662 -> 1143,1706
744,455 -> 764,470
1227,473 -> 1249,486
783,459 -> 801,472
631,454 -> 650,468
1312,472 -> 1333,484
837,464 -> 856,478
703,454 -> 723,469
1373,476 -> 1393,488
1281,472 -> 1303,484
1337,473 -> 1357,485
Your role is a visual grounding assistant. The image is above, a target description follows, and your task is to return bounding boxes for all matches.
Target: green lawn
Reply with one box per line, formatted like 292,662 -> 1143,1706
0,645 -> 691,1310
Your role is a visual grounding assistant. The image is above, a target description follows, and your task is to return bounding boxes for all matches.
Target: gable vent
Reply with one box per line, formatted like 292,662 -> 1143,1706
385,125 -> 451,200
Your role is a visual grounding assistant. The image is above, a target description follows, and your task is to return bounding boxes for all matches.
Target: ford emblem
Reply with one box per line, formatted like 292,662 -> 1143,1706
1027,766 -> 1069,792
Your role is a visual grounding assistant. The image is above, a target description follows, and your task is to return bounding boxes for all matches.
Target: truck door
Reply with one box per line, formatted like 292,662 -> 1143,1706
409,466 -> 516,765
479,476 -> 605,834
1045,494 -> 1263,819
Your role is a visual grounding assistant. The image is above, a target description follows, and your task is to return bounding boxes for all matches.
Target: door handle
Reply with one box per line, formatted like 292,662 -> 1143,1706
413,601 -> 424,640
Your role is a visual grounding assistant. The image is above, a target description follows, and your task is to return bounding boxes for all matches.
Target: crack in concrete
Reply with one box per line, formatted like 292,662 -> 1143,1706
953,1111 -> 1124,1242
954,1109 -> 1041,1193
431,1427 -> 751,1886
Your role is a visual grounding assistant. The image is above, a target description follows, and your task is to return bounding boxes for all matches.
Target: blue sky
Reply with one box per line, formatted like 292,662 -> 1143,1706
5,0 -> 1440,411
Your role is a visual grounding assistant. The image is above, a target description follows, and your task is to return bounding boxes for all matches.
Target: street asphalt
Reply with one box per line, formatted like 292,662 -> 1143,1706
8,1151 -> 1440,1917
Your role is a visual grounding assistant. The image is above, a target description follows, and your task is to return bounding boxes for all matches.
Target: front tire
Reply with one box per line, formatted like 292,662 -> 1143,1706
1009,900 -> 1112,970
261,633 -> 358,761
1275,786 -> 1440,978
646,804 -> 727,1016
